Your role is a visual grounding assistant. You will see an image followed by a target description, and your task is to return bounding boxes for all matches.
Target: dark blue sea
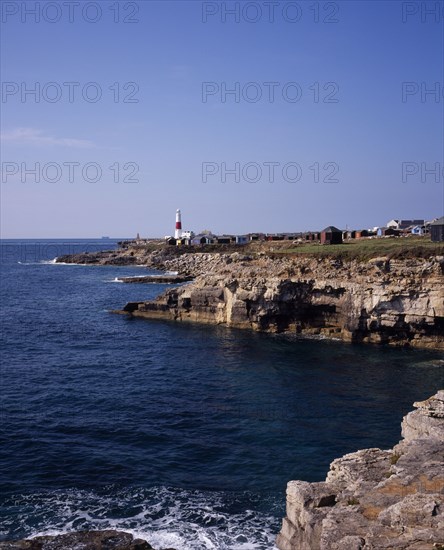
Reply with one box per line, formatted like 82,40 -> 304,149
1,240 -> 443,549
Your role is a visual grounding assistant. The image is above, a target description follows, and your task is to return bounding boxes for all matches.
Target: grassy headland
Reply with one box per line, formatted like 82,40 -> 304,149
254,236 -> 444,261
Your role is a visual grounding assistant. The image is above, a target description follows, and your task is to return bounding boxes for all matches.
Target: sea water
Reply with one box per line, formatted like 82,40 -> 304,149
1,240 -> 443,549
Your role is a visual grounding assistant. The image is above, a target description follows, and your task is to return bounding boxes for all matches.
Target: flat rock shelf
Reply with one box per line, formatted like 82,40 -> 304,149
117,275 -> 193,284
276,390 -> 444,550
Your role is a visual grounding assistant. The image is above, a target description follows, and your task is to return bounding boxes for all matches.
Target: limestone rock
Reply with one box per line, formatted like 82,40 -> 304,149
0,530 -> 162,550
402,391 -> 444,442
276,391 -> 444,550
117,253 -> 444,350
58,242 -> 444,350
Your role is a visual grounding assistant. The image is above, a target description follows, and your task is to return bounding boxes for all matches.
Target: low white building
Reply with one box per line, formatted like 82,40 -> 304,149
387,219 -> 400,229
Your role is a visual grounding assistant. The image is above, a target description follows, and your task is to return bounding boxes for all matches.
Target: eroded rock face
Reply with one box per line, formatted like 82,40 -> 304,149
56,252 -> 141,265
0,530 -> 163,549
276,391 -> 444,550
119,255 -> 444,350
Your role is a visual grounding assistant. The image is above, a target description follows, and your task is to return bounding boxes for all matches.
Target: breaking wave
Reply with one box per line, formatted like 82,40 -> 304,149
0,486 -> 280,550
17,258 -> 59,265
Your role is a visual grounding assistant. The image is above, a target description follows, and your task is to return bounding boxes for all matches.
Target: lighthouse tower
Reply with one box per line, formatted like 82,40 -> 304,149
175,209 -> 182,239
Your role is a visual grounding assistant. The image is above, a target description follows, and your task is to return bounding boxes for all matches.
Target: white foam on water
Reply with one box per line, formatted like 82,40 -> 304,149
41,259 -> 82,266
19,258 -> 71,265
17,259 -> 59,265
53,262 -> 87,266
3,486 -> 280,550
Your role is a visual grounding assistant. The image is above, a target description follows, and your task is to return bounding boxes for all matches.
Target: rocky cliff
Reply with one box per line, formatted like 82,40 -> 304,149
276,390 -> 444,550
118,253 -> 444,350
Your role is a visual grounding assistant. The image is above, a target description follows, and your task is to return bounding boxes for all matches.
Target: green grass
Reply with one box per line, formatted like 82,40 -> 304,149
122,236 -> 444,262
268,237 -> 444,261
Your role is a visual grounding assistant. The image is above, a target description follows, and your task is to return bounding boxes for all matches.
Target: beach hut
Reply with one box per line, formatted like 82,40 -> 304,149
320,226 -> 343,245
355,229 -> 370,239
215,236 -> 232,244
411,225 -> 425,236
235,235 -> 248,244
430,217 -> 444,242
377,227 -> 399,237
191,235 -> 214,245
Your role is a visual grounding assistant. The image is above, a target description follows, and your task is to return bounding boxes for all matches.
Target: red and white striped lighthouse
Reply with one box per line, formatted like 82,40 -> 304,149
174,209 -> 182,239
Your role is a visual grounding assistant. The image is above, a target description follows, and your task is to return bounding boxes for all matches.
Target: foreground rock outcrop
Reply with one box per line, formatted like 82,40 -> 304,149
117,254 -> 444,350
276,391 -> 444,550
0,530 -> 176,550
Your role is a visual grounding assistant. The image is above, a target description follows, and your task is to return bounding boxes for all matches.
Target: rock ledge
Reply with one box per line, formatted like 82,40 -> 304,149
0,530 -> 176,550
116,254 -> 444,350
276,391 -> 444,550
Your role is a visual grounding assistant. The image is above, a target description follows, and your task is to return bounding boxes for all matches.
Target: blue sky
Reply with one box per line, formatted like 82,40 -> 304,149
1,0 -> 443,238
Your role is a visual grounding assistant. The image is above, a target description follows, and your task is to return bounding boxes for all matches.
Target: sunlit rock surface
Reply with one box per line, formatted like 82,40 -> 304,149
276,391 -> 444,550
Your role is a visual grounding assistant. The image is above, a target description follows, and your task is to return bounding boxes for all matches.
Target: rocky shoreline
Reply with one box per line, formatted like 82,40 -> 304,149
276,390 -> 444,550
0,530 -> 176,549
57,244 -> 444,350
3,393 -> 442,550
14,245 -> 441,548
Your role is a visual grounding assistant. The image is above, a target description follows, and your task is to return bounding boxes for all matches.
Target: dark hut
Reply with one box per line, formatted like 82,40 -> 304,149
430,217 -> 444,242
321,226 -> 343,245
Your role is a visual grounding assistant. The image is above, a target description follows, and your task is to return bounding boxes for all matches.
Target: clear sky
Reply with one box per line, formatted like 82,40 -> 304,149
1,0 -> 443,238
